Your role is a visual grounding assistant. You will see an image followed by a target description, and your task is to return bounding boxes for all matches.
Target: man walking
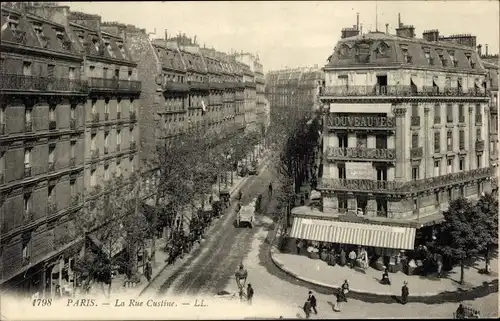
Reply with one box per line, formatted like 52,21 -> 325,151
268,182 -> 273,197
144,259 -> 152,282
247,284 -> 254,305
308,291 -> 317,315
401,281 -> 409,305
303,299 -> 311,319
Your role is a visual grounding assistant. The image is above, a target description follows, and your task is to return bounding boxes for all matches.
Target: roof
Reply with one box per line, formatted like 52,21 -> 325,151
152,41 -> 186,72
326,31 -> 486,73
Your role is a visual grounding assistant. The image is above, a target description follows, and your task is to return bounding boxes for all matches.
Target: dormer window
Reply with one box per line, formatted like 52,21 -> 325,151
8,16 -> 19,30
449,51 -> 457,67
400,46 -> 412,63
77,33 -> 85,44
438,54 -> 447,66
92,38 -> 99,50
33,24 -> 43,35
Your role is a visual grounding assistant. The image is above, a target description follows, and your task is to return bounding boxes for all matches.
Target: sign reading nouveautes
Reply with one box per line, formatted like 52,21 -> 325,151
328,115 -> 395,128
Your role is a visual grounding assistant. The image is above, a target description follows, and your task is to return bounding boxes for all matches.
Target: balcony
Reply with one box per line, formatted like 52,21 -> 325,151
0,74 -> 88,93
70,118 -> 76,130
104,146 -> 109,155
411,116 -> 421,127
244,81 -> 257,88
91,149 -> 99,159
320,85 -> 489,98
475,114 -> 483,124
88,77 -> 142,93
188,81 -> 209,91
130,141 -> 136,150
476,140 -> 485,151
317,166 -> 494,194
92,113 -> 100,123
105,113 -> 109,121
24,165 -> 32,178
163,81 -> 190,92
325,147 -> 396,162
70,157 -> 76,167
326,114 -> 395,130
48,161 -> 55,172
49,120 -> 56,130
130,112 -> 136,122
25,121 -> 32,132
117,111 -> 121,120
410,147 -> 423,159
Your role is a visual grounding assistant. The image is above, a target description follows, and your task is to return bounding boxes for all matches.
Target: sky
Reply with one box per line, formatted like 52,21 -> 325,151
60,1 -> 499,72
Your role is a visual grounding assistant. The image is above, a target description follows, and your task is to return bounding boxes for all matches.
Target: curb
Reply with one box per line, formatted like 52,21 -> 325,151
268,248 -> 498,298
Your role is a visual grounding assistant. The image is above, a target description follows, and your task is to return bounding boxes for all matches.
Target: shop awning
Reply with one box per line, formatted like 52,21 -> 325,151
290,217 -> 416,250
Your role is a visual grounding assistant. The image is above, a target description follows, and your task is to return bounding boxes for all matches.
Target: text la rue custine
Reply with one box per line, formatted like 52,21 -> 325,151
66,298 -> 207,307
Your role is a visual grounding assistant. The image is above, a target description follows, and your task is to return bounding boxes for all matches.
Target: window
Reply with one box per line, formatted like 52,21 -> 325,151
434,160 -> 440,176
23,61 -> 32,76
70,179 -> 76,199
70,140 -> 75,158
376,167 -> 387,181
114,69 -> 119,79
338,134 -> 348,148
447,158 -> 453,173
48,144 -> 55,165
413,198 -> 419,212
448,189 -> 453,201
412,166 -> 419,180
116,161 -> 121,177
401,48 -> 410,63
356,134 -> 367,148
128,70 -> 132,81
104,100 -> 109,115
24,148 -> 31,167
24,193 -> 31,214
48,64 -> 55,78
130,127 -> 134,143
69,67 -> 75,80
49,105 -> 56,121
375,135 -> 386,149
446,104 -> 453,123
22,233 -> 32,265
458,104 -> 464,122
477,182 -> 482,195
435,191 -> 440,206
25,108 -> 31,123
90,169 -> 96,187
477,154 -> 482,168
434,132 -> 441,153
447,131 -> 453,151
411,104 -> 418,117
459,158 -> 465,171
434,104 -> 441,124
91,100 -> 96,115
476,128 -> 482,141
412,133 -> 419,149
449,52 -> 457,67
459,130 -> 465,149
89,65 -> 95,76
104,166 -> 110,181
104,132 -> 109,151
131,156 -> 135,172
117,129 -> 121,146
338,164 -> 346,179
460,186 -> 465,198
103,67 -> 108,78
90,133 -> 96,150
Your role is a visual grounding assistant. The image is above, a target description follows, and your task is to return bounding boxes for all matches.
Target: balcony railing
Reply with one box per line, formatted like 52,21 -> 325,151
475,114 -> 483,124
476,140 -> 485,151
49,120 -> 56,130
130,141 -> 136,150
70,118 -> 76,130
209,82 -> 225,91
92,113 -> 99,123
164,81 -> 190,92
0,74 -> 88,92
25,121 -> 32,132
411,116 -> 421,127
326,114 -> 396,130
130,112 -> 136,122
88,77 -> 141,92
325,147 -> 396,161
70,157 -> 76,167
318,166 -> 494,194
105,113 -> 109,121
244,81 -> 257,88
188,81 -> 209,91
410,147 -> 423,159
321,85 -> 489,97
48,161 -> 55,172
24,165 -> 32,178
91,149 -> 99,159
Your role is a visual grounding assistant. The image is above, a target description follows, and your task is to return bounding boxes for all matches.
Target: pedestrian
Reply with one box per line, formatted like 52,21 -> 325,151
144,259 -> 152,282
436,253 -> 443,278
268,182 -> 273,196
401,281 -> 409,305
455,303 -> 465,319
307,291 -> 317,314
303,299 -> 311,319
341,280 -> 349,299
296,239 -> 302,255
238,189 -> 243,202
339,247 -> 346,266
348,249 -> 357,268
381,267 -> 391,285
334,288 -> 346,312
247,284 -> 254,305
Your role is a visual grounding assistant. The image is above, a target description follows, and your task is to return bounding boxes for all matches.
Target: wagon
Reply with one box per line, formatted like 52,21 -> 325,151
237,204 -> 255,228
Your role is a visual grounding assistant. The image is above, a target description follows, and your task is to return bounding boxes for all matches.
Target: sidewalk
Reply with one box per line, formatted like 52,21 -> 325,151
270,247 -> 498,297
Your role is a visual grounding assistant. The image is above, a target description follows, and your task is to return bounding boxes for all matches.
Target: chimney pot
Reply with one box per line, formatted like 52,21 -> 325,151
486,44 -> 489,56
477,44 -> 482,56
385,23 -> 389,34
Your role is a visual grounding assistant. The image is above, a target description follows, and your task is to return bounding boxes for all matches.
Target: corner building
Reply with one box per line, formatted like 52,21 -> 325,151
319,24 -> 495,228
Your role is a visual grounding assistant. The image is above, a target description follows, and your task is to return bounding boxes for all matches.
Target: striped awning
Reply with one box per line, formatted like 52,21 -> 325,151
290,217 -> 416,250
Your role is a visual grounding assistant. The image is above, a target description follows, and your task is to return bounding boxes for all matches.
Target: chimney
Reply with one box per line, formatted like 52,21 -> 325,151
356,12 -> 360,31
194,35 -> 197,45
396,25 -> 415,38
341,27 -> 360,39
423,29 -> 439,42
164,29 -> 168,40
385,23 -> 389,34
477,44 -> 482,56
398,13 -> 402,27
439,34 -> 477,48
486,44 -> 489,56
360,24 -> 363,35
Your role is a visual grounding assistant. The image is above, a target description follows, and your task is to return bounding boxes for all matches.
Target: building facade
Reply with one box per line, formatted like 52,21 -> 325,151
319,21 -> 495,227
0,5 -> 141,296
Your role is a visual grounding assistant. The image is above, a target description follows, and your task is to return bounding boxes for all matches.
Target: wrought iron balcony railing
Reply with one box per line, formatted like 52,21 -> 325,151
318,166 -> 493,194
88,77 -> 141,92
188,81 -> 209,91
326,114 -> 396,130
24,165 -> 32,178
0,74 -> 88,92
163,81 -> 190,92
410,147 -> 423,159
476,140 -> 485,151
325,147 -> 396,161
321,85 -> 489,97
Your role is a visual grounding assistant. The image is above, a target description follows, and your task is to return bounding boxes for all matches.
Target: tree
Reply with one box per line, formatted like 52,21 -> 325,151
72,173 -> 147,297
473,193 -> 498,273
435,197 -> 483,285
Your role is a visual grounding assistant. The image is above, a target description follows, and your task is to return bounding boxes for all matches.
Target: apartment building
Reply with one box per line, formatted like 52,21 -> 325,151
0,5 -> 141,296
234,53 -> 262,134
318,18 -> 495,230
